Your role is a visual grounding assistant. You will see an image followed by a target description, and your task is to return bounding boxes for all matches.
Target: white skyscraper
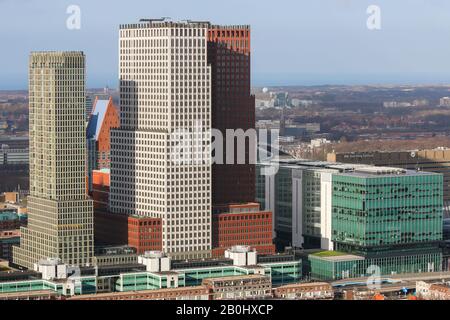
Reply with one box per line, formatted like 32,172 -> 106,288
110,20 -> 212,259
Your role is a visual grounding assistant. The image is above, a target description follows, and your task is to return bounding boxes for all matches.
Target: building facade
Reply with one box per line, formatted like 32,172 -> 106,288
13,52 -> 94,269
309,166 -> 444,280
0,230 -> 20,263
110,20 -> 212,259
208,25 -> 255,205
328,148 -> 450,204
86,97 -> 120,191
272,282 -> 334,300
202,274 -> 272,300
256,160 -> 358,251
212,203 -> 275,257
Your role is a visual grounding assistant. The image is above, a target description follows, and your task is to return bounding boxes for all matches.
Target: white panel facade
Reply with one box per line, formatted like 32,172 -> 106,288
110,22 -> 212,259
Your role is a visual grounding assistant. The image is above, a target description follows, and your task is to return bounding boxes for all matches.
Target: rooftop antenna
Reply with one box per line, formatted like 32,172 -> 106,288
139,17 -> 171,23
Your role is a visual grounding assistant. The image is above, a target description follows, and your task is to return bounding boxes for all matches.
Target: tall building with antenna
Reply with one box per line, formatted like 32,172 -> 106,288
109,19 -> 212,259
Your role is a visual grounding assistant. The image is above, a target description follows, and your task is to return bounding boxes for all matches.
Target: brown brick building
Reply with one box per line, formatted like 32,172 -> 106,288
212,203 -> 275,257
208,25 -> 256,205
91,170 -> 162,254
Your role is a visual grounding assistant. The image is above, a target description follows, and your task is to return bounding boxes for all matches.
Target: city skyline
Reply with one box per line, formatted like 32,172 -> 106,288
2,0 -> 450,89
1,2 -> 450,303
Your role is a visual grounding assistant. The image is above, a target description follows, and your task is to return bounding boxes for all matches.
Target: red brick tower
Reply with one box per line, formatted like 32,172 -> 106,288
208,25 -> 256,205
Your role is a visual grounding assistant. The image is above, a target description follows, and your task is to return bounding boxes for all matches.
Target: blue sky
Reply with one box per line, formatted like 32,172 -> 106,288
1,0 -> 450,89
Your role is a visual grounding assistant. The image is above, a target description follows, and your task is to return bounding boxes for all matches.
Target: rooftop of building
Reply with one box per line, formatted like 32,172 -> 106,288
331,147 -> 450,155
68,285 -> 208,300
336,166 -> 437,178
96,264 -> 146,277
202,273 -> 269,283
0,270 -> 41,282
0,290 -> 57,299
93,168 -> 110,174
212,202 -> 264,215
261,159 -> 368,173
310,251 -> 365,262
120,18 -> 250,30
171,258 -> 233,270
259,159 -> 438,177
275,282 -> 332,289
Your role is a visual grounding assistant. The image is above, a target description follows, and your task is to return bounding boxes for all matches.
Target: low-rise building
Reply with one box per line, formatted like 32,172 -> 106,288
0,248 -> 301,299
212,203 -> 275,257
93,246 -> 138,267
0,209 -> 26,231
0,230 -> 20,262
92,169 -> 163,253
68,286 -> 210,300
273,282 -> 333,300
416,281 -> 450,300
203,274 -> 272,300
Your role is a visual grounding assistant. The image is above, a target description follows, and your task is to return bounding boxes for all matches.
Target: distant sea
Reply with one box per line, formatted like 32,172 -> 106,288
3,72 -> 450,90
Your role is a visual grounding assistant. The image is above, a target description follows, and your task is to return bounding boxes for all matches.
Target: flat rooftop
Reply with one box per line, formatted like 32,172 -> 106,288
310,251 -> 365,262
202,274 -> 269,283
260,160 -> 439,177
336,166 -> 437,178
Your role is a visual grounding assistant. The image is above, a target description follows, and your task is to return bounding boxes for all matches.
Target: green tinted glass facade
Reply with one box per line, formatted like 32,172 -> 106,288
332,172 -> 443,251
0,280 -> 63,295
261,261 -> 302,286
310,250 -> 442,281
310,170 -> 444,281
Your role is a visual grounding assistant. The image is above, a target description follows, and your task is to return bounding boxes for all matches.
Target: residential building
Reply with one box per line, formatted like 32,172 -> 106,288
416,281 -> 450,300
272,282 -> 334,300
68,286 -> 210,300
13,51 -> 94,269
202,274 -> 272,300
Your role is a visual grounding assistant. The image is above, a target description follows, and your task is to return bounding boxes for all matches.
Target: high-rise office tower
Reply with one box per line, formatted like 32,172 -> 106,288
208,25 -> 255,205
13,52 -> 94,269
110,20 -> 212,259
